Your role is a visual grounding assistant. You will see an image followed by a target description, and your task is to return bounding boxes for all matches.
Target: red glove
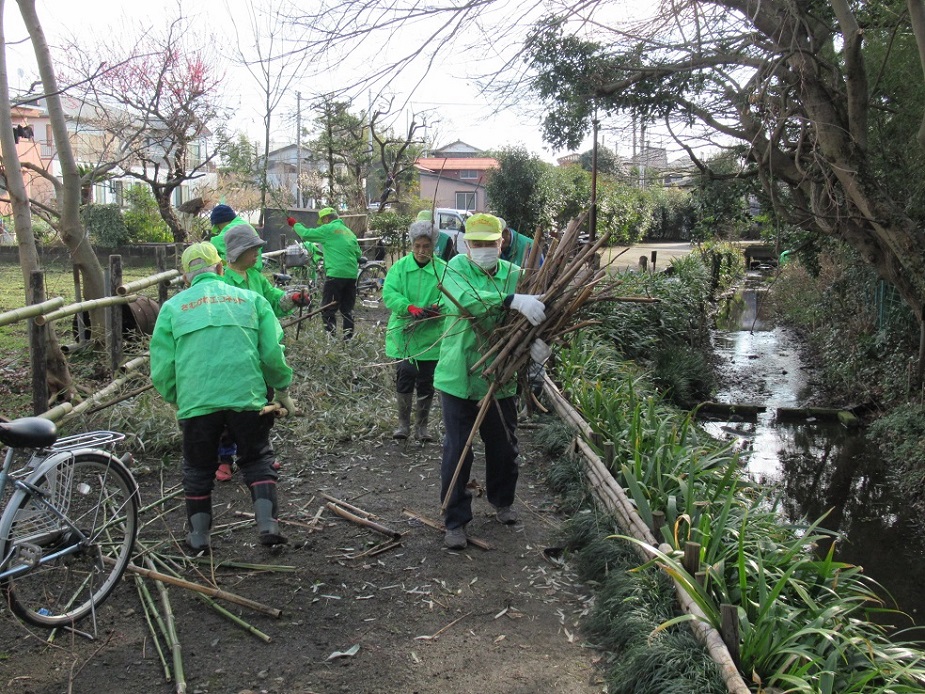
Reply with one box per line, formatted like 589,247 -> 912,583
286,216 -> 297,227
286,289 -> 311,307
423,304 -> 441,318
408,305 -> 426,319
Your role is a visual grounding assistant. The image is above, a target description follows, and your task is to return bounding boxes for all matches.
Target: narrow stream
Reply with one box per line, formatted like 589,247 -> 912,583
702,272 -> 925,628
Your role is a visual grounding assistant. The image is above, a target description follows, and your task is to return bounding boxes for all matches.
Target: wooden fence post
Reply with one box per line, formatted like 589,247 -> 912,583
29,271 -> 48,415
156,246 -> 169,305
108,255 -> 123,375
720,603 -> 741,667
682,541 -> 701,576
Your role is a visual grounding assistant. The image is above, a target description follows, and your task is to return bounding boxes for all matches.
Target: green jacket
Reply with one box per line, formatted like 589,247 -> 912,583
210,216 -> 264,270
292,219 -> 361,279
435,231 -> 456,261
433,255 -> 521,400
222,266 -> 291,318
500,229 -> 534,267
150,273 -> 292,420
383,254 -> 448,362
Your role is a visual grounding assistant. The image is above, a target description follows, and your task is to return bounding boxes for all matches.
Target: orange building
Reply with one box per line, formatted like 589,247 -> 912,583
1,103 -> 56,219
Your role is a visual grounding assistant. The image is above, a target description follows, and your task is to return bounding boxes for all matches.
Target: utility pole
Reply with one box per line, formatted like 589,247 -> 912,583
589,109 -> 599,243
296,91 -> 302,208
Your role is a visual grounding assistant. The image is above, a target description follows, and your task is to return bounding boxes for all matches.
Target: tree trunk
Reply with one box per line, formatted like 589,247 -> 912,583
18,0 -> 107,342
1,0 -> 73,402
153,185 -> 188,243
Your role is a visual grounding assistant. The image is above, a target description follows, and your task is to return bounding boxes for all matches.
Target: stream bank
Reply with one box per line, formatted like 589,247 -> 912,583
701,271 -> 925,627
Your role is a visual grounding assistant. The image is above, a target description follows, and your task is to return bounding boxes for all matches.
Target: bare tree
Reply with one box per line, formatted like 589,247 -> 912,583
228,0 -> 311,225
368,99 -> 429,212
1,0 -> 75,401
62,14 -> 226,242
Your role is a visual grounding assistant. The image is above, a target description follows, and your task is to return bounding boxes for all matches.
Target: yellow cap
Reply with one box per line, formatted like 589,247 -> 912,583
181,242 -> 222,273
416,210 -> 433,222
318,207 -> 337,219
464,213 -> 502,241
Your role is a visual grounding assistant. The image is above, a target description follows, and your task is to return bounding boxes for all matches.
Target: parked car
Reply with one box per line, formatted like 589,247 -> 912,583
434,208 -> 472,254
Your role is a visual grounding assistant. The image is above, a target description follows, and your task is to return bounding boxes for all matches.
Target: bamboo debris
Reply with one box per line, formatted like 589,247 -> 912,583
401,508 -> 492,551
121,354 -> 150,373
319,492 -> 379,519
35,294 -> 139,326
134,574 -> 173,682
233,510 -> 323,531
325,501 -> 402,539
42,373 -> 140,422
541,379 -> 750,694
119,561 -> 283,618
0,296 -> 65,326
117,270 -> 181,295
145,556 -> 186,694
279,301 -> 337,330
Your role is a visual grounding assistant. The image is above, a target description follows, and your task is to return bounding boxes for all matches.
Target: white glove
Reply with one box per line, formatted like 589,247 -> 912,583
530,339 -> 552,364
509,294 -> 546,326
274,389 -> 298,416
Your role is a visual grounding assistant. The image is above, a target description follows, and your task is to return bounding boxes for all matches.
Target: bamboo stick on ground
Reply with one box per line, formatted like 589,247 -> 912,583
325,502 -> 402,539
146,556 -> 186,694
319,493 -> 380,519
117,561 -> 283,617
134,574 -> 172,682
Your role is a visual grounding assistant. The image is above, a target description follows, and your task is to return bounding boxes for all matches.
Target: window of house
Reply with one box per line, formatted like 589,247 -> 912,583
455,192 -> 476,210
460,170 -> 478,180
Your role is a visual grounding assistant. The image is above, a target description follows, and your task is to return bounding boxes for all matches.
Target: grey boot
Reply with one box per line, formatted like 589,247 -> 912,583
250,482 -> 287,546
414,394 -> 434,442
185,496 -> 212,552
393,393 -> 413,439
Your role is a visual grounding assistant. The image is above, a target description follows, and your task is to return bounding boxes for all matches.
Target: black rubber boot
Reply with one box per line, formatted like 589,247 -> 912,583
414,394 -> 434,442
185,495 -> 212,553
250,481 -> 287,546
393,393 -> 413,439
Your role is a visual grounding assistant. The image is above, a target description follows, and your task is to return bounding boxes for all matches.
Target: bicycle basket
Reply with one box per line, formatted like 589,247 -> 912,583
285,243 -> 310,267
10,457 -> 76,541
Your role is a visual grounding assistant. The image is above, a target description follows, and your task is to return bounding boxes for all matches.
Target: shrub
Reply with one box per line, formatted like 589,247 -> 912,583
123,185 -> 171,243
83,203 -> 129,247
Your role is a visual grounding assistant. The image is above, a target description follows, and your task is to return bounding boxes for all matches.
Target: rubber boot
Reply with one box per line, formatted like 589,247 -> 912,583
414,394 -> 434,442
185,495 -> 212,553
250,481 -> 287,546
393,393 -> 413,439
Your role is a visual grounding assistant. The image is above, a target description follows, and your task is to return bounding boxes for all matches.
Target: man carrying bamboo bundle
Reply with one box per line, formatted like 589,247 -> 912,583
150,243 -> 296,552
434,213 -> 549,550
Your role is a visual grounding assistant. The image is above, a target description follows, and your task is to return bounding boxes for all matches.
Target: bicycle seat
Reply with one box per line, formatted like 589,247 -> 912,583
273,272 -> 292,283
0,417 -> 58,448
359,256 -> 368,265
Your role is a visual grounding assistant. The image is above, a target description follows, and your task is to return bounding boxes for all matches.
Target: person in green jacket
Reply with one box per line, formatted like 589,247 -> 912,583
499,218 -> 535,267
209,204 -> 264,270
217,223 -> 311,319
434,213 -> 549,550
383,219 -> 448,442
150,243 -> 297,552
286,207 -> 362,339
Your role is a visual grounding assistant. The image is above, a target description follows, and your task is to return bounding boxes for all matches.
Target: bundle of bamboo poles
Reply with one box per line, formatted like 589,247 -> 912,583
440,213 -> 655,512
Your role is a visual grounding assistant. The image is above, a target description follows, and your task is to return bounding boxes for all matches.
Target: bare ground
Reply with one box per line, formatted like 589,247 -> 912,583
0,417 -> 606,694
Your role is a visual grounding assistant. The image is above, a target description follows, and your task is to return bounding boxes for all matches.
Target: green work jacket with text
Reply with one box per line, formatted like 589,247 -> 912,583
383,253 -> 448,362
150,273 -> 292,420
433,255 -> 521,401
292,219 -> 361,279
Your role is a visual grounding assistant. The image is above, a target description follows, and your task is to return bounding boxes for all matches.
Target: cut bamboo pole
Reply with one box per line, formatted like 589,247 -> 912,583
325,502 -> 402,539
117,270 -> 181,296
145,556 -> 185,694
0,296 -> 66,327
440,382 -> 499,514
134,574 -> 172,682
118,561 -> 283,618
35,294 -> 138,326
319,493 -> 379,519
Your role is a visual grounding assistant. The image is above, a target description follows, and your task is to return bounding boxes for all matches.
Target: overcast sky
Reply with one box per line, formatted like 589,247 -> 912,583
3,0 -> 676,163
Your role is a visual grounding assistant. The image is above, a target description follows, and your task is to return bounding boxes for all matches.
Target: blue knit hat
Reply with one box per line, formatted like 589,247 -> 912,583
210,204 -> 236,225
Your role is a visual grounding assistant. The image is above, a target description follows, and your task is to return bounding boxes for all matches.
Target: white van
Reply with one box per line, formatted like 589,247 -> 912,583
434,208 -> 472,254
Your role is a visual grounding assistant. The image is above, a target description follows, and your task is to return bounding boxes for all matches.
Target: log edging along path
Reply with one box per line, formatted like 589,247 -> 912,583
541,375 -> 751,694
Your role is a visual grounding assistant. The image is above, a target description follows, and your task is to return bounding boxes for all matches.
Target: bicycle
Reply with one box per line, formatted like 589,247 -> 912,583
0,416 -> 139,628
356,256 -> 387,304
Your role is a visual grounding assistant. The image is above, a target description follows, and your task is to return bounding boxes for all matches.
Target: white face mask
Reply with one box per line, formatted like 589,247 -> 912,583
469,247 -> 499,270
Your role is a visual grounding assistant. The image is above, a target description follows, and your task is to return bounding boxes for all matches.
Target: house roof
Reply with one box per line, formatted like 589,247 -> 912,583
415,157 -> 498,172
432,140 -> 482,153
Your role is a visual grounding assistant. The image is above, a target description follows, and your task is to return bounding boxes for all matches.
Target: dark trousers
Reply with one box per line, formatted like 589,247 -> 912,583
322,277 -> 357,338
181,410 -> 278,496
396,359 -> 436,397
439,392 -> 519,530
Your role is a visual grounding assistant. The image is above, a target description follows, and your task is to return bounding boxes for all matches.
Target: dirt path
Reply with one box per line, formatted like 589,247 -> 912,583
1,421 -> 604,694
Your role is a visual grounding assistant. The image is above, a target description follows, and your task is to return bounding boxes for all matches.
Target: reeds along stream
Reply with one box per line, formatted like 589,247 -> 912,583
705,275 -> 925,627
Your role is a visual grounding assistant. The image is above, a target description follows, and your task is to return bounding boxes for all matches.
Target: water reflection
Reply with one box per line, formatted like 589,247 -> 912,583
706,276 -> 925,627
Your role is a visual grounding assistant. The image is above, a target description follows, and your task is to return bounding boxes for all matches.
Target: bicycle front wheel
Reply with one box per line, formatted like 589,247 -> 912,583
357,263 -> 387,303
0,452 -> 139,628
